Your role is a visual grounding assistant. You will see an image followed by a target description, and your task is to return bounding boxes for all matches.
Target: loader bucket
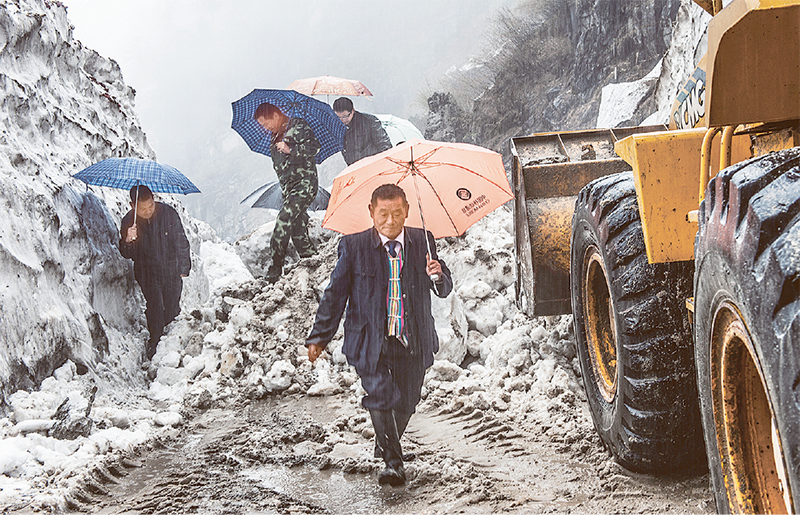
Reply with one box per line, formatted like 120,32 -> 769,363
511,125 -> 667,316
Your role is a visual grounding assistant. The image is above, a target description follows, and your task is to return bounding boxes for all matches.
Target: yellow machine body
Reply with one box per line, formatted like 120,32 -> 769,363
614,129 -> 751,263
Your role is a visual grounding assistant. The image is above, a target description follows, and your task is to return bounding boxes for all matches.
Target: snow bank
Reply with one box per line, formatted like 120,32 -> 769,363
0,0 -> 214,412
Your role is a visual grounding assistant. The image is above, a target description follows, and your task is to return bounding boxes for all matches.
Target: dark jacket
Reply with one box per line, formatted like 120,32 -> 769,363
119,202 -> 191,282
342,111 -> 392,166
307,226 -> 452,374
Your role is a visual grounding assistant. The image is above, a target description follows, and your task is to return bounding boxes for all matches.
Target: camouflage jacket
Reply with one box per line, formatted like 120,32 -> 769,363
271,117 -> 321,182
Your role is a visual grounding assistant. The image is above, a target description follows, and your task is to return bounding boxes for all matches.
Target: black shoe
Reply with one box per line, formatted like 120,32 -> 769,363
265,265 -> 282,284
298,249 -> 318,258
378,462 -> 405,486
375,445 -> 414,462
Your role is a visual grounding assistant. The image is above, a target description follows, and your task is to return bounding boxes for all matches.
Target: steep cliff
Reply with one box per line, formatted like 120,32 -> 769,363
428,0 -> 682,149
0,0 -> 207,411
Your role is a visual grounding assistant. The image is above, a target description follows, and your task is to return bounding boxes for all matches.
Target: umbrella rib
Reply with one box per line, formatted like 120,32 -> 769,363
412,169 -> 459,235
414,161 -> 513,194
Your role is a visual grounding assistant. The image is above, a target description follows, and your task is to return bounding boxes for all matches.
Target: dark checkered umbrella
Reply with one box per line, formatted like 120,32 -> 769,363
231,89 -> 345,164
73,158 -> 200,194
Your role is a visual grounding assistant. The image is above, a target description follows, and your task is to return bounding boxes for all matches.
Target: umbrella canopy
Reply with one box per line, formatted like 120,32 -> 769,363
231,89 -> 345,164
322,139 -> 513,238
73,157 -> 200,194
288,75 -> 372,97
241,181 -> 331,211
375,114 -> 424,146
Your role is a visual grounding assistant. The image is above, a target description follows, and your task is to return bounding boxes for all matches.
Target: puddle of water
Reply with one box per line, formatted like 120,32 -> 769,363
243,465 -> 410,514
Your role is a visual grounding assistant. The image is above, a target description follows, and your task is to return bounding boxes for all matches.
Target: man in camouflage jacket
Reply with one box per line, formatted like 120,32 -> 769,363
255,103 -> 321,283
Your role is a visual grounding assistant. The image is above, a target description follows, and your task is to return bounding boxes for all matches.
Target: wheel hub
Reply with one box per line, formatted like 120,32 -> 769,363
710,301 -> 793,514
583,247 -> 617,403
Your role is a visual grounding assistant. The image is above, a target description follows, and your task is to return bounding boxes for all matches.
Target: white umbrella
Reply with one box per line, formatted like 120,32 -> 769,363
375,114 -> 424,146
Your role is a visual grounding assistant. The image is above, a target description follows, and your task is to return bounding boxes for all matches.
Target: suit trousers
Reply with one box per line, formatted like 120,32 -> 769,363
359,335 -> 426,415
137,270 -> 183,359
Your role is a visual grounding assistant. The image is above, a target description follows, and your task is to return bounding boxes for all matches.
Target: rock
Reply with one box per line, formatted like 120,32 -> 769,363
106,409 -> 130,429
49,387 -> 97,440
186,389 -> 213,410
426,361 -> 466,383
53,361 -> 76,383
161,351 -> 182,369
307,381 -> 341,397
13,419 -> 55,435
156,366 -> 184,386
154,411 -> 183,427
220,348 -> 244,378
185,332 -> 204,357
265,360 -> 295,392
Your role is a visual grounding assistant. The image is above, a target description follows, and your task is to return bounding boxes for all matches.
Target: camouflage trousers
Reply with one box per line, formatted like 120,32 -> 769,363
270,170 -> 318,266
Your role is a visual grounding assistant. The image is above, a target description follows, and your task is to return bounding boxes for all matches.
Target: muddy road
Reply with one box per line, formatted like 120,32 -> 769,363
63,392 -> 712,515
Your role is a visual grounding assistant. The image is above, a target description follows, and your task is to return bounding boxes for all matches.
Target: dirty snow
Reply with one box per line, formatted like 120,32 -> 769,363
0,0 -> 717,512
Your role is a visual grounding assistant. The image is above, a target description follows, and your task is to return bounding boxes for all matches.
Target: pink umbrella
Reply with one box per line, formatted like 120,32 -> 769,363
322,139 -> 513,239
288,76 -> 373,97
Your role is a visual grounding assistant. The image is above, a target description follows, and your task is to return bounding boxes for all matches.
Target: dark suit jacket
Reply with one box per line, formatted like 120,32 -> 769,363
119,202 -> 191,283
307,226 -> 452,374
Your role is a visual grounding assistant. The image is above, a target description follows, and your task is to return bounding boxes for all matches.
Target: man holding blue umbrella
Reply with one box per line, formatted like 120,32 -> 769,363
231,89 -> 344,284
254,102 -> 321,283
74,157 -> 199,361
119,185 -> 191,360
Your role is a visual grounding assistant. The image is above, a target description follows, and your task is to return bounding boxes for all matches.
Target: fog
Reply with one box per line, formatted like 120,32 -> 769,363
65,0 -> 518,239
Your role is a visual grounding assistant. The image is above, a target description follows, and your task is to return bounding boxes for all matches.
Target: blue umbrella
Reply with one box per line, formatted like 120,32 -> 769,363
241,181 -> 331,211
73,157 -> 200,195
73,157 -> 200,221
231,89 -> 345,164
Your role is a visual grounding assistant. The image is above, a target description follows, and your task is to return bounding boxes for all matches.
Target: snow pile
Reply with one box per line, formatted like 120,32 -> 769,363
0,203 -> 583,510
0,0 -> 216,412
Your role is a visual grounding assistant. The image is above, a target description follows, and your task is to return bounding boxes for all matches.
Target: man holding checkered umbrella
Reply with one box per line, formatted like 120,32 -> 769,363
231,89 -> 345,284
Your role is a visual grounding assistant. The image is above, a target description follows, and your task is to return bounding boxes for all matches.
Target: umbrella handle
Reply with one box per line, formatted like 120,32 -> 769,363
131,184 -> 139,241
410,161 -> 440,292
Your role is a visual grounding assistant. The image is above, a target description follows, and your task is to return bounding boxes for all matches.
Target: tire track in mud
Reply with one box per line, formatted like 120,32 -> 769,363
405,405 -> 714,514
60,392 -> 714,515
77,404 -> 333,515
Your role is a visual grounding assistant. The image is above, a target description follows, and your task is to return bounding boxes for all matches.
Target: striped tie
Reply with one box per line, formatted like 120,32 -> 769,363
386,241 -> 407,347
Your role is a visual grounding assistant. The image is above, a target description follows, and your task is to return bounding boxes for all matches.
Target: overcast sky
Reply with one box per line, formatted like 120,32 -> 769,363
64,0 -> 519,236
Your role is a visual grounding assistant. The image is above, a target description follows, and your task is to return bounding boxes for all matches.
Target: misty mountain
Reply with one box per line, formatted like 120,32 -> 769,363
427,0 -> 688,151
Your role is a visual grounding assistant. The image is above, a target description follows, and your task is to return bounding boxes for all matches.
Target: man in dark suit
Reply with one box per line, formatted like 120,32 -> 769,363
119,185 -> 191,360
306,183 -> 453,486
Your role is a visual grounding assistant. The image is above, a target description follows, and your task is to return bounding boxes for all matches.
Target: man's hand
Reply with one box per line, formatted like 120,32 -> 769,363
125,224 -> 138,243
426,254 -> 443,281
276,141 -> 291,154
307,343 -> 324,362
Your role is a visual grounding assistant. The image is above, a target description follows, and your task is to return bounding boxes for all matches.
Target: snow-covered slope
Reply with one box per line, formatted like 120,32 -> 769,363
0,0 -> 210,411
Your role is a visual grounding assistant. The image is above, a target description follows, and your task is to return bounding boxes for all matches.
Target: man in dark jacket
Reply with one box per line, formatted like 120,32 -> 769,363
119,185 -> 191,360
306,184 -> 452,486
333,97 -> 392,166
255,102 -> 321,283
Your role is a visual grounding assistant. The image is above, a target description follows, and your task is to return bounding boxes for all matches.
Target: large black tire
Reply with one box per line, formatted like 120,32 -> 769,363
695,147 -> 800,514
571,172 -> 705,472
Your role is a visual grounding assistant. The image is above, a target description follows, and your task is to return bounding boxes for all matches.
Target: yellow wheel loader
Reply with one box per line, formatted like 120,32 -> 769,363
511,1 -> 799,512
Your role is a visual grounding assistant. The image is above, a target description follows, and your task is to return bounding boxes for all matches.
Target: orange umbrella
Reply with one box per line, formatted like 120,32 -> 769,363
322,139 -> 513,239
288,75 -> 373,97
